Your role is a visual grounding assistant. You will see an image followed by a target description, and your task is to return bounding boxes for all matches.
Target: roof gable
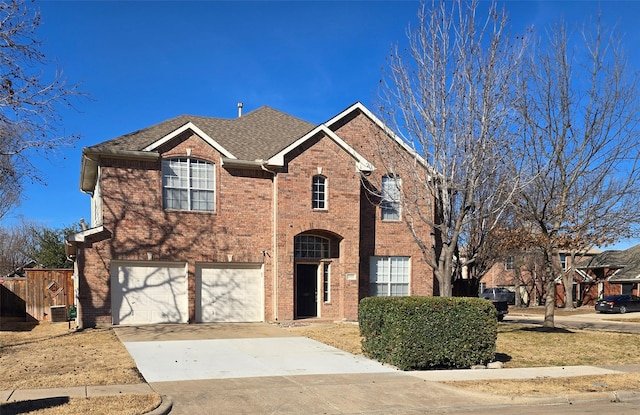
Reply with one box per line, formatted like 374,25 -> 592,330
578,244 -> 640,282
325,102 -> 429,169
85,106 -> 315,162
143,121 -> 236,159
268,124 -> 374,171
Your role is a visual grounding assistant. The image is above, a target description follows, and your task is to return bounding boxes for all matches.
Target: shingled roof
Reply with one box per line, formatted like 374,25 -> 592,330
577,244 -> 640,282
87,106 -> 316,161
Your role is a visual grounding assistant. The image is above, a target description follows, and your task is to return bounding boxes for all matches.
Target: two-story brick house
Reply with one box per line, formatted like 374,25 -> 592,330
66,102 -> 435,327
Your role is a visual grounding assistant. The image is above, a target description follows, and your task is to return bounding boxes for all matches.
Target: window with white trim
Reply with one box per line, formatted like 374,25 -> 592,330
369,256 -> 410,296
381,175 -> 400,221
559,254 -> 567,270
505,256 -> 515,270
162,158 -> 215,211
323,262 -> 330,302
312,175 -> 327,209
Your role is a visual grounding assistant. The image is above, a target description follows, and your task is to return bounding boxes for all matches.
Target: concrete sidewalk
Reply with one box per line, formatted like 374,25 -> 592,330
3,365 -> 640,415
0,384 -> 172,415
2,364 -> 636,400
0,383 -> 154,402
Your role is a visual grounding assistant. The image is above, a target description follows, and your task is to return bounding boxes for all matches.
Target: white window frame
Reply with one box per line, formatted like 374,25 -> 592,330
162,158 -> 215,212
312,175 -> 327,210
369,256 -> 410,297
505,256 -> 515,271
322,262 -> 330,303
559,254 -> 567,270
381,175 -> 401,221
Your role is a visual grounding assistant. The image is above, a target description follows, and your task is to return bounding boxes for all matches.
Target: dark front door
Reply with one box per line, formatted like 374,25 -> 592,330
296,264 -> 318,318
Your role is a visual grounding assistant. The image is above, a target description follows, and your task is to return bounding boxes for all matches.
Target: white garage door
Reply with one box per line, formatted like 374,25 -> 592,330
111,263 -> 188,325
197,264 -> 264,323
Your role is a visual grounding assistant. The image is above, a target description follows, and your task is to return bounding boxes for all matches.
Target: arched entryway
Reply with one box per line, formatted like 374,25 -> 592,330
293,232 -> 341,318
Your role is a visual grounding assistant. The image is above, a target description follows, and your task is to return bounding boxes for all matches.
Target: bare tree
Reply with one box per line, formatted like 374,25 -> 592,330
515,18 -> 640,327
0,152 -> 21,219
0,220 -> 34,275
0,0 -> 81,220
376,0 -> 528,296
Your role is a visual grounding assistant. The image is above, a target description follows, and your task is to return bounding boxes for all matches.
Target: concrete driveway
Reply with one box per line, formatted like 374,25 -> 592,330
115,323 -> 504,415
115,323 -> 397,383
113,322 -> 638,415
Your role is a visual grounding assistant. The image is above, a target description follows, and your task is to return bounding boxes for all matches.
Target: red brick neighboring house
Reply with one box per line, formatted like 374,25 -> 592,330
481,249 -> 603,307
575,245 -> 640,303
66,102 -> 436,327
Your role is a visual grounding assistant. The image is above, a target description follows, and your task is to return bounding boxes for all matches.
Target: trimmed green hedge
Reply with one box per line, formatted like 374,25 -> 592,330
359,296 -> 497,370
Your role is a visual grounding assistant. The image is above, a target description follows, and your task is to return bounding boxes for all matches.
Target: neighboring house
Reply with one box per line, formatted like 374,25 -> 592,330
480,252 -> 543,306
481,249 -> 601,307
575,244 -> 640,303
66,102 -> 436,327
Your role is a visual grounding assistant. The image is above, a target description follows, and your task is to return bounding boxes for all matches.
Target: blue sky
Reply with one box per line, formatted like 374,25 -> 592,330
4,0 -> 640,250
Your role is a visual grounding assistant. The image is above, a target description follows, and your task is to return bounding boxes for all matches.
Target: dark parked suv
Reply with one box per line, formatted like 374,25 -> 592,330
479,287 -> 516,305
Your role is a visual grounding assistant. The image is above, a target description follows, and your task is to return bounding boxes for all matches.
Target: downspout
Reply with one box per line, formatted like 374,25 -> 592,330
65,240 -> 83,330
260,162 -> 278,321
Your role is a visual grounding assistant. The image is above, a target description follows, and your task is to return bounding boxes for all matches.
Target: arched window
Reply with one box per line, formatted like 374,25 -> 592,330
162,158 -> 215,211
294,235 -> 330,259
312,175 -> 327,209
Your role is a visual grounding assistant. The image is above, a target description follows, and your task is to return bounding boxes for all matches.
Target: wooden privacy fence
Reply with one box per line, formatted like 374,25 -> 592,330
0,269 -> 74,322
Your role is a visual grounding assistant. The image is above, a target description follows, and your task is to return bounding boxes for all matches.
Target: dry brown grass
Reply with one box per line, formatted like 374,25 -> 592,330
497,324 -> 640,367
280,322 -> 363,354
4,317 -> 640,405
0,394 -> 161,415
282,321 -> 640,396
445,373 -> 640,396
0,320 -> 160,415
0,321 -> 144,390
510,306 -> 640,323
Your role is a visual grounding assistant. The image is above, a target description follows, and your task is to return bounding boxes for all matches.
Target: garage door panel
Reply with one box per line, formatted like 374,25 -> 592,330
112,264 -> 187,325
197,265 -> 263,323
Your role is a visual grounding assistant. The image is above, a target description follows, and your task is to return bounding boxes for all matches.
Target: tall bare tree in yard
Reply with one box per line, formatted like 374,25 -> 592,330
377,0 -> 528,296
0,0 -> 80,220
515,19 -> 640,327
0,220 -> 33,275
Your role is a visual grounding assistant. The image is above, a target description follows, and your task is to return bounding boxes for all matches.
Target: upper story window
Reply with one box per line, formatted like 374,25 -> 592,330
381,175 -> 401,221
312,175 -> 327,210
294,235 -> 330,259
162,158 -> 215,211
505,256 -> 515,270
559,253 -> 567,270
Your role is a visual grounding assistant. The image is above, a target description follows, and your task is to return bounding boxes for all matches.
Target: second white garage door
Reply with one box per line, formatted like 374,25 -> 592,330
196,264 -> 264,323
111,263 -> 188,325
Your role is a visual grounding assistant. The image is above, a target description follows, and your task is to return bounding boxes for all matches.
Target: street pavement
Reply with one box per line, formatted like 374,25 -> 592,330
506,308 -> 640,333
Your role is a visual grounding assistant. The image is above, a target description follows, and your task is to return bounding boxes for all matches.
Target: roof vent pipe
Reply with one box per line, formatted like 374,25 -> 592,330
237,102 -> 243,118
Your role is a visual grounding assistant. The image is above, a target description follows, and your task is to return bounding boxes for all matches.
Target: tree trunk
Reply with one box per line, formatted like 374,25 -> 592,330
514,267 -> 522,307
437,262 -> 454,297
543,276 -> 556,328
563,272 -> 574,309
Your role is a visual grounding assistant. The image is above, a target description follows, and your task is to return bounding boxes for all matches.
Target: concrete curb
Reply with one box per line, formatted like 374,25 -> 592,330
145,394 -> 173,415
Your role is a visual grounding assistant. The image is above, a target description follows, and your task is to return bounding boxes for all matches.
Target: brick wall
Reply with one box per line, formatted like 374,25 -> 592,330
331,111 -> 435,298
80,132 -> 274,325
78,110 -> 437,326
275,132 -> 362,320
